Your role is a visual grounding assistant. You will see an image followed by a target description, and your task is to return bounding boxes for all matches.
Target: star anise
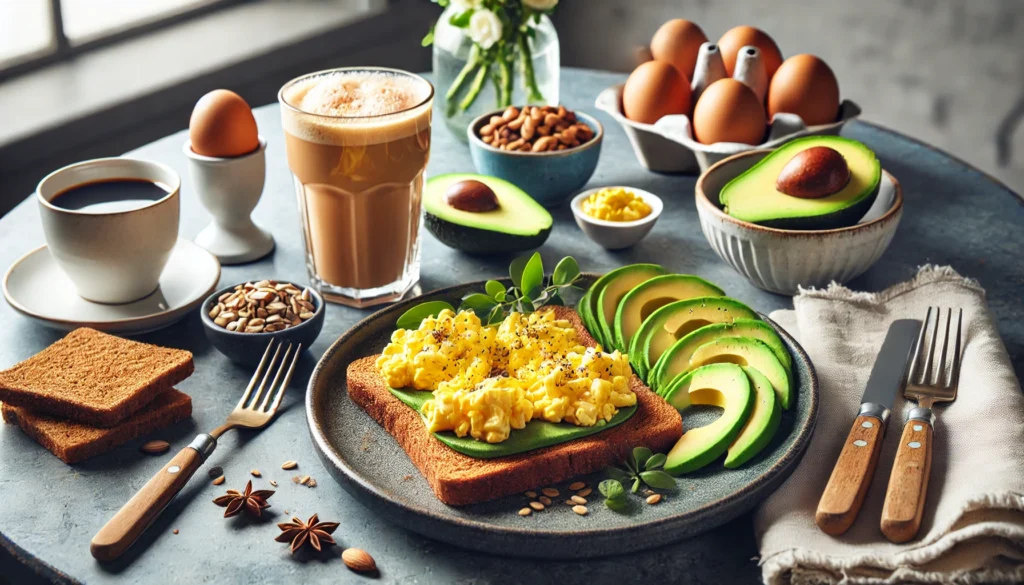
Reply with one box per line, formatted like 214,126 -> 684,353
212,480 -> 274,518
275,513 -> 340,553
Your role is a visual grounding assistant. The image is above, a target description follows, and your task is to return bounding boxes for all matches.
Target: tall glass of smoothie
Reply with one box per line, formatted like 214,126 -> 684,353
278,68 -> 433,307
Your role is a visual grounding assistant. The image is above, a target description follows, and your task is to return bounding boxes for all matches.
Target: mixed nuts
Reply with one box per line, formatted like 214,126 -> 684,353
478,105 -> 595,152
210,280 -> 316,333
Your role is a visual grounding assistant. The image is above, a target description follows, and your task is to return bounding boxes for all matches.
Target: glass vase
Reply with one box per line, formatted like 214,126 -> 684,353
432,8 -> 560,141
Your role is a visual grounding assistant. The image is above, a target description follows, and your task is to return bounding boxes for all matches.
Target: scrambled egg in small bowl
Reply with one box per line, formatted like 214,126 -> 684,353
376,309 -> 636,443
570,186 -> 662,250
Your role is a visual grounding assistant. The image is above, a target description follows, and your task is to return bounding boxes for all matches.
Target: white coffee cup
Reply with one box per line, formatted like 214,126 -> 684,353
36,158 -> 181,304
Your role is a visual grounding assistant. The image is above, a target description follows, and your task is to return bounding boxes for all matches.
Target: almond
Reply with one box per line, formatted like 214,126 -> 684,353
342,548 -> 377,573
212,475 -> 225,485
140,440 -> 170,455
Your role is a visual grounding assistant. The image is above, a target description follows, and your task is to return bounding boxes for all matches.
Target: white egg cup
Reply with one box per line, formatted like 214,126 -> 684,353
184,136 -> 274,264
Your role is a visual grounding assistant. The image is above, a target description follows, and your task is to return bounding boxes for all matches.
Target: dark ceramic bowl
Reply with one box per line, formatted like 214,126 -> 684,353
200,281 -> 325,365
467,108 -> 603,208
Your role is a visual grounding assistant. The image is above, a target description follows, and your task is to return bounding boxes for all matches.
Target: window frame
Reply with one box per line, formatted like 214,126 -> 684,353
0,0 -> 248,82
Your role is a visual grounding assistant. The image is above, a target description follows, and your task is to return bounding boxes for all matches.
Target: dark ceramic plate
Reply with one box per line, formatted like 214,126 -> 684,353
306,275 -> 819,559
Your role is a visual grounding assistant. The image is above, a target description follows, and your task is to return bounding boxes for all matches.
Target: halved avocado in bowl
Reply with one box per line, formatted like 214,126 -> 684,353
719,136 -> 881,230
424,173 -> 552,255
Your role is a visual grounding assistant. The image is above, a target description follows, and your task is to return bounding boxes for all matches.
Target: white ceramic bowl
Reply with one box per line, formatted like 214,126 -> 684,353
695,150 -> 903,294
570,187 -> 663,250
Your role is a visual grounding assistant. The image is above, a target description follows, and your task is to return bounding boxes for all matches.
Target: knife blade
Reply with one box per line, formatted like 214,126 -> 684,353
815,319 -> 921,536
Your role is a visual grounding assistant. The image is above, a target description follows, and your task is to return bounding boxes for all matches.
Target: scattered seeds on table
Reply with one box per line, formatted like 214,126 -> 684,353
518,508 -> 532,517
529,501 -> 545,511
307,478 -> 317,488
569,481 -> 586,491
572,505 -> 588,516
646,494 -> 662,505
571,495 -> 588,505
300,475 -> 311,485
250,469 -> 261,477
524,491 -> 537,498
212,475 -> 226,486
281,461 -> 298,470
541,488 -> 559,498
576,487 -> 593,498
140,440 -> 170,455
342,548 -> 377,573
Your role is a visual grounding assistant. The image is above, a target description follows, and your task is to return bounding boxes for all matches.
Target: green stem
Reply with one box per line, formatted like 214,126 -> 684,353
445,45 -> 481,117
459,64 -> 489,112
500,57 -> 513,107
517,34 -> 544,103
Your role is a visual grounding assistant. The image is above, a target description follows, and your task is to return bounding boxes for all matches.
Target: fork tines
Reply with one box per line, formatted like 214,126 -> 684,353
909,307 -> 963,389
237,340 -> 302,413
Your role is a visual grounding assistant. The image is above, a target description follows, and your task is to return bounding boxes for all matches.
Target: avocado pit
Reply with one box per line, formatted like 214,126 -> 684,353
445,180 -> 500,213
776,146 -> 851,199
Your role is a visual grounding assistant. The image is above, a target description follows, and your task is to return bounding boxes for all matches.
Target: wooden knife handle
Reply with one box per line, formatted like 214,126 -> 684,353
815,414 -> 886,535
90,446 -> 204,561
881,415 -> 933,543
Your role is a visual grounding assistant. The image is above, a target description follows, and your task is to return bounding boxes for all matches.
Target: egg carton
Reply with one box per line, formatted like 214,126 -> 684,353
594,84 -> 861,174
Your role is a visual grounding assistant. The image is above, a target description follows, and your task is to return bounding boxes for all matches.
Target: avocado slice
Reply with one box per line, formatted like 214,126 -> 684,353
687,337 -> 791,410
611,274 -> 725,352
719,136 -> 882,229
724,366 -> 782,468
627,296 -> 758,382
650,319 -> 791,395
662,363 -> 754,475
594,264 -> 666,349
424,174 -> 552,254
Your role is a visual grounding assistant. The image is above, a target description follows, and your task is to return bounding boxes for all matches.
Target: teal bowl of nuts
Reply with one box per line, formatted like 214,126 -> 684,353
467,106 -> 603,208
201,280 -> 324,365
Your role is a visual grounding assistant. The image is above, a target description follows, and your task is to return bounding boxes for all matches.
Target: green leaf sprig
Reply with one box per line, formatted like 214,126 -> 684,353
600,447 -> 675,510
394,253 -> 583,330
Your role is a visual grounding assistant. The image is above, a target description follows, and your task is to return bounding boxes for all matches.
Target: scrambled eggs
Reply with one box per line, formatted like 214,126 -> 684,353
581,187 -> 652,222
375,309 -> 636,443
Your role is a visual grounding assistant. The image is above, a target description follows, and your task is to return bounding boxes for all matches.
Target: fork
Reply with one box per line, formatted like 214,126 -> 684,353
90,340 -> 301,562
880,307 -> 963,543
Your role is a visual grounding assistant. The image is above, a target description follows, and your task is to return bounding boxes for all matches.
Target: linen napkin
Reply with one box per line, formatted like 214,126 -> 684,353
757,265 -> 1024,584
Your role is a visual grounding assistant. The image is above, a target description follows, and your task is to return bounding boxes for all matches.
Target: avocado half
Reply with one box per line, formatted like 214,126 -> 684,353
720,136 -> 882,230
424,174 -> 552,255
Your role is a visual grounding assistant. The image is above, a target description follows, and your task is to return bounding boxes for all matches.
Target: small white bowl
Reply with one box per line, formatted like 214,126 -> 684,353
695,150 -> 903,294
571,187 -> 663,249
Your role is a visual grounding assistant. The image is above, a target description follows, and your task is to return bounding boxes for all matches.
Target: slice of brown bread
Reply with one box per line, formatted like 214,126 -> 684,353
0,328 -> 193,428
347,306 -> 683,507
1,389 -> 192,464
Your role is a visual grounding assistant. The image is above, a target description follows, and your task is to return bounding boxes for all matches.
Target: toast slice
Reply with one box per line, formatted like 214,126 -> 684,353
2,389 -> 193,464
0,328 -> 193,428
347,306 -> 683,506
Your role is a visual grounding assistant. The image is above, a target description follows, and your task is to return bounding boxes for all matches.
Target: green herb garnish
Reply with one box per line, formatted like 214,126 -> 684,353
605,446 -> 676,499
394,253 -> 583,329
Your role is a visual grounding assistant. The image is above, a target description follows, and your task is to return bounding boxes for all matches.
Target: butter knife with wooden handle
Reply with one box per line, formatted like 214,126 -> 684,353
815,319 -> 921,536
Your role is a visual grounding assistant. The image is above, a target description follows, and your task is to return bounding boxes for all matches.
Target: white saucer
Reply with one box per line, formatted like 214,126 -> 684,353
3,239 -> 221,334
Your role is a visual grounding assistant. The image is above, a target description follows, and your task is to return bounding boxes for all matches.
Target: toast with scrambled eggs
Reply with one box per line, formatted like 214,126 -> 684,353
346,306 -> 683,506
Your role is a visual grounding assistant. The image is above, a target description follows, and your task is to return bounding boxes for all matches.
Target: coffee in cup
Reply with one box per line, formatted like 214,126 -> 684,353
278,68 -> 433,307
36,158 -> 181,304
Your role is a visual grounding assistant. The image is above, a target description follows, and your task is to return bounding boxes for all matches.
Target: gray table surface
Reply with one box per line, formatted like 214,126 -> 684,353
1,68 -> 1022,585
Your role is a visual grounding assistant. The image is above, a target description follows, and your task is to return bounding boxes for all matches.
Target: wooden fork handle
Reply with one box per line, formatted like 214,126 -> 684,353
816,412 -> 886,535
91,434 -> 216,561
881,409 -> 934,543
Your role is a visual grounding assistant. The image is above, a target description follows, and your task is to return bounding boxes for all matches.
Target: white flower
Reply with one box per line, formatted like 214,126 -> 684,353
450,0 -> 482,11
523,0 -> 558,11
468,9 -> 503,49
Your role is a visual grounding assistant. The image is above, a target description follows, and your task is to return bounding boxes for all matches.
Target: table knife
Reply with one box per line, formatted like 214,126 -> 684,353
815,319 -> 921,536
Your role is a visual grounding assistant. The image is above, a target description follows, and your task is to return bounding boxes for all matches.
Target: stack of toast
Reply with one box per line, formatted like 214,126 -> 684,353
0,328 -> 194,463
346,306 -> 684,506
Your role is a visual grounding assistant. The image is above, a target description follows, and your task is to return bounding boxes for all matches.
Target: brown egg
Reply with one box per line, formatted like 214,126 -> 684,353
189,89 -> 259,158
717,25 -> 783,81
767,54 -> 840,126
692,78 -> 766,145
650,19 -> 708,79
622,60 -> 692,125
